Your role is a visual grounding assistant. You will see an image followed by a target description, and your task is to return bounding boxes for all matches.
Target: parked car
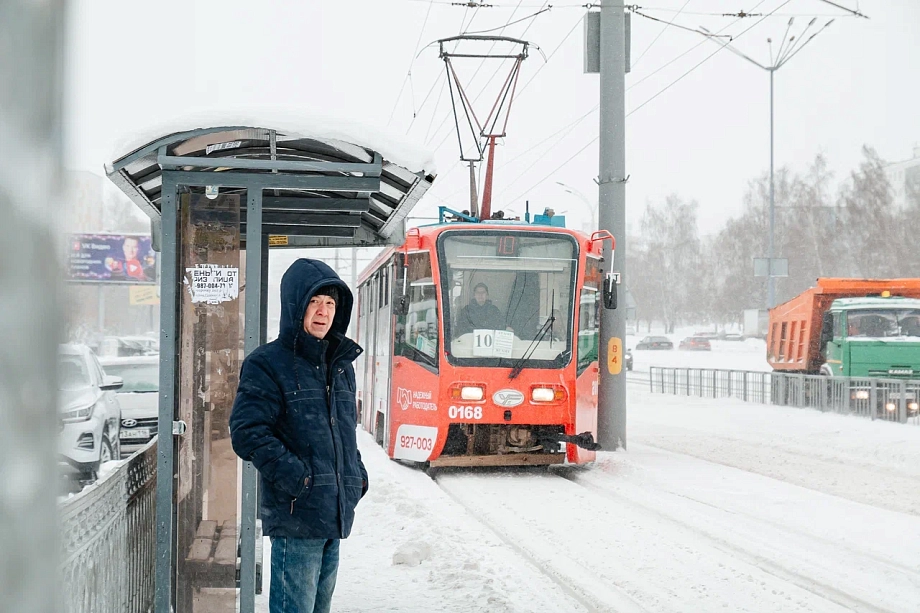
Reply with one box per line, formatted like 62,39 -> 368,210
679,336 -> 712,351
693,331 -> 720,340
635,336 -> 673,350
625,348 -> 633,371
97,335 -> 159,358
100,355 -> 159,459
59,344 -> 122,483
721,333 -> 744,341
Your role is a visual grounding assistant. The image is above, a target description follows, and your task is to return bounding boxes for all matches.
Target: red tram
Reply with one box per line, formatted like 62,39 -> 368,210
355,212 -> 616,468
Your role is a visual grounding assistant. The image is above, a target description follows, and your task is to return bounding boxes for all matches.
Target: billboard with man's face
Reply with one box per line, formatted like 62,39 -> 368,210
68,233 -> 157,284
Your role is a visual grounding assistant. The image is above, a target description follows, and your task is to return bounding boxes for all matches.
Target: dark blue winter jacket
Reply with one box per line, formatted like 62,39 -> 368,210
229,258 -> 367,539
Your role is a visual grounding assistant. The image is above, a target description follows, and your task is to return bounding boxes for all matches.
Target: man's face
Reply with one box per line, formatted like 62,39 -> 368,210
474,287 -> 488,306
303,294 -> 336,339
123,238 -> 139,260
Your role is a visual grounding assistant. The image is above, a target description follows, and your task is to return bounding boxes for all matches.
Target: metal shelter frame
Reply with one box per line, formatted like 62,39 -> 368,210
106,124 -> 435,613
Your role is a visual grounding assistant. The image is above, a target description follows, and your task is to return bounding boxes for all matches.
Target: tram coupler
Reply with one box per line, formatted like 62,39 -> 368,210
538,431 -> 601,451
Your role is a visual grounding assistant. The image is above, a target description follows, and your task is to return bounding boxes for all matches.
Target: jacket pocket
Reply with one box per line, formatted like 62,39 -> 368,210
343,475 -> 364,505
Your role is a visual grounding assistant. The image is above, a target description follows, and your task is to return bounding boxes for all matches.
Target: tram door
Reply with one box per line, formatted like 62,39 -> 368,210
372,262 -> 394,449
175,189 -> 246,612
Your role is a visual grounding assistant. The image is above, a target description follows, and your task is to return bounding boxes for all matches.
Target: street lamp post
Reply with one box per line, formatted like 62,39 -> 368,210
555,181 -> 597,233
702,18 -> 834,308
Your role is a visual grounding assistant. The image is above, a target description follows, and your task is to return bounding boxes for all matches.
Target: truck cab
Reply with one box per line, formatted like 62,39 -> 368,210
819,297 -> 920,378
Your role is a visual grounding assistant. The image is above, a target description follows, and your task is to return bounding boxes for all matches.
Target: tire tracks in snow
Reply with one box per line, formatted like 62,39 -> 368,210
435,471 -> 650,613
560,458 -> 914,613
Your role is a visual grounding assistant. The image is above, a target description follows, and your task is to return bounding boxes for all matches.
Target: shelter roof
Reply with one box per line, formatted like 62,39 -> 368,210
105,110 -> 436,247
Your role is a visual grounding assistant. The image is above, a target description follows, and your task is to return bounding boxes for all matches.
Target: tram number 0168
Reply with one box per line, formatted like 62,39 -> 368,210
448,405 -> 483,420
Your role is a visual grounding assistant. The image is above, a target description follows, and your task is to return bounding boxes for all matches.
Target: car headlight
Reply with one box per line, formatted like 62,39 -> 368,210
853,390 -> 869,400
61,404 -> 95,423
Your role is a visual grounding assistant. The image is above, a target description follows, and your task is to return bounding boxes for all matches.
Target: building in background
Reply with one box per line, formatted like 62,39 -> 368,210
885,146 -> 920,209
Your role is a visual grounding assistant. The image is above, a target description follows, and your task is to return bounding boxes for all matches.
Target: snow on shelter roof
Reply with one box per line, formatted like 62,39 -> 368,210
105,107 -> 437,248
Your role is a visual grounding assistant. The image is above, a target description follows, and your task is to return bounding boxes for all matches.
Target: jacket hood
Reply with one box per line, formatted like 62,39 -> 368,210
279,258 -> 354,347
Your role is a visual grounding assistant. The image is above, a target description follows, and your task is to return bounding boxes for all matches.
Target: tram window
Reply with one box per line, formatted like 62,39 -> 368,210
439,231 -> 577,368
384,267 -> 389,306
395,252 -> 438,371
577,256 -> 602,374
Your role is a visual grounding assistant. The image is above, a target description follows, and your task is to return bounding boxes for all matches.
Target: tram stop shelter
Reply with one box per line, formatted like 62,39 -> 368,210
106,112 -> 436,613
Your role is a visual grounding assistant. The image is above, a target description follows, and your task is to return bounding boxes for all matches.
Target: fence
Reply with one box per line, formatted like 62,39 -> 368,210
648,367 -> 920,425
60,439 -> 157,613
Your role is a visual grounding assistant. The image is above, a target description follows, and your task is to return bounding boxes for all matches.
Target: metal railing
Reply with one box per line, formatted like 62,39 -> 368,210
649,367 -> 920,425
60,439 -> 157,613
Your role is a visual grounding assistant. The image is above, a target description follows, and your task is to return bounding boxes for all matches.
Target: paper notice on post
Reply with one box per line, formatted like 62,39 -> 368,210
184,264 -> 239,304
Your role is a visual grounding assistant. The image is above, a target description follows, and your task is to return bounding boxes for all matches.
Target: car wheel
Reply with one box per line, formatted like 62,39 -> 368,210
99,433 -> 115,467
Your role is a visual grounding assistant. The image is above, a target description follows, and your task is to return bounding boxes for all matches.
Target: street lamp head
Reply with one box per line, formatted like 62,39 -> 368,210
808,17 -> 817,26
787,17 -> 795,26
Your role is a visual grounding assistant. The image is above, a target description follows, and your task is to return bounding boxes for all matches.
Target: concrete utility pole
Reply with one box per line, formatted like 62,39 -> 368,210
597,2 -> 628,450
0,1 -> 66,611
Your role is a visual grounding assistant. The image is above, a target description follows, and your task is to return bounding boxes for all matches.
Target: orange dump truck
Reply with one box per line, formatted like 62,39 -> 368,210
768,278 -> 920,376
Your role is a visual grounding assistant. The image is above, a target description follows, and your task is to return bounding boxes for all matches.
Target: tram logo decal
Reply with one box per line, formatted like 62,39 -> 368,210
396,387 -> 437,412
492,389 -> 524,407
397,388 -> 412,411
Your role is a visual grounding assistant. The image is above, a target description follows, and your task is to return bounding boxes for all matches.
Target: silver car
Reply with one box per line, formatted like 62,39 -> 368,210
59,344 -> 122,483
100,355 -> 159,459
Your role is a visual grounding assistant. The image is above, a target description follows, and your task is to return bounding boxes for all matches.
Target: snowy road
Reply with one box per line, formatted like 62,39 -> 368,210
255,341 -> 920,612
438,439 -> 920,612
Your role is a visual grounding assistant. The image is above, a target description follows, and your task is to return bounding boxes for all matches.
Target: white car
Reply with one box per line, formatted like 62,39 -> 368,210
100,355 -> 159,459
59,344 -> 123,483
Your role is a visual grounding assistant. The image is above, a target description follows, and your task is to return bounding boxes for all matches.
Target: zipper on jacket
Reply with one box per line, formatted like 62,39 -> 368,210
290,499 -> 296,514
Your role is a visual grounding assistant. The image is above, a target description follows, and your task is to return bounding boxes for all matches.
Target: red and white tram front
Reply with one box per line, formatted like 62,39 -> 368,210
385,226 -> 601,468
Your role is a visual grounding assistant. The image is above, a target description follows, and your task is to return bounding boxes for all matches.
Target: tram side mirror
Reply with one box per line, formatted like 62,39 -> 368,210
603,273 -> 617,310
396,294 -> 410,316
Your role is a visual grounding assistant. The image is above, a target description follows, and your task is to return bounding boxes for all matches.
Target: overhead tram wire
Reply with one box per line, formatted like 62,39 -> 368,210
490,1 -> 763,202
500,0 -> 795,206
436,1 -> 747,202
631,0 -> 694,69
405,4 -> 482,136
387,0 -> 437,126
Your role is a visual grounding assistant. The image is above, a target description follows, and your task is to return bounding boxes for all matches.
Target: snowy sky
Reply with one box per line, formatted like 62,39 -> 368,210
65,0 -> 919,236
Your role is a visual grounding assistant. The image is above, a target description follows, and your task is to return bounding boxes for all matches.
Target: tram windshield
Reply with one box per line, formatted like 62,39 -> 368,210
438,231 -> 578,368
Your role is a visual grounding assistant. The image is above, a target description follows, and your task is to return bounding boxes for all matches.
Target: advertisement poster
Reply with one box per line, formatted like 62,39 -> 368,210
68,233 -> 157,284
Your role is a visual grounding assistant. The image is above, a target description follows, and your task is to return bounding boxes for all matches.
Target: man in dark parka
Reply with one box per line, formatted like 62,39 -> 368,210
230,258 -> 367,613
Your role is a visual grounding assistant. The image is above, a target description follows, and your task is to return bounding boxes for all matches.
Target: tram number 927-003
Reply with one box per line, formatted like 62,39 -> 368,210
448,405 -> 483,420
399,435 -> 434,451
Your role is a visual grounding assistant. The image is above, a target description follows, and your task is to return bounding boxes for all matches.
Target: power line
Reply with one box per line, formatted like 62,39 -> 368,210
491,2 -> 762,201
405,4 -> 482,135
631,0 -> 693,69
502,0 -> 793,206
387,0 -> 436,126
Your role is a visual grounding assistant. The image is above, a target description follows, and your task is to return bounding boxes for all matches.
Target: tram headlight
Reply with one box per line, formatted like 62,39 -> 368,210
449,383 -> 485,401
530,385 -> 566,403
460,386 -> 484,401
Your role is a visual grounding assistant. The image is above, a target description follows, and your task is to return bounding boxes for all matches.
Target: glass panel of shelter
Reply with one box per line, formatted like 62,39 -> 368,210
176,187 -> 245,612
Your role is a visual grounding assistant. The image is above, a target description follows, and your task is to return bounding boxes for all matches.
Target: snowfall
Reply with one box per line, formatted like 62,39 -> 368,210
245,337 -> 920,613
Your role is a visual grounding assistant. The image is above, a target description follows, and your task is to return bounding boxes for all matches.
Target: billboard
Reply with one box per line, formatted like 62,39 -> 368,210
68,233 -> 157,284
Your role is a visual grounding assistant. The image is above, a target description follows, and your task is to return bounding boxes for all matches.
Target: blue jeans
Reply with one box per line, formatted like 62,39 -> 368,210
270,537 -> 339,613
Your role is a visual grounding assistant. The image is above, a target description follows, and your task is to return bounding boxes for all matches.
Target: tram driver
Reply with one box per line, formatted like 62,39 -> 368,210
455,282 -> 508,336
